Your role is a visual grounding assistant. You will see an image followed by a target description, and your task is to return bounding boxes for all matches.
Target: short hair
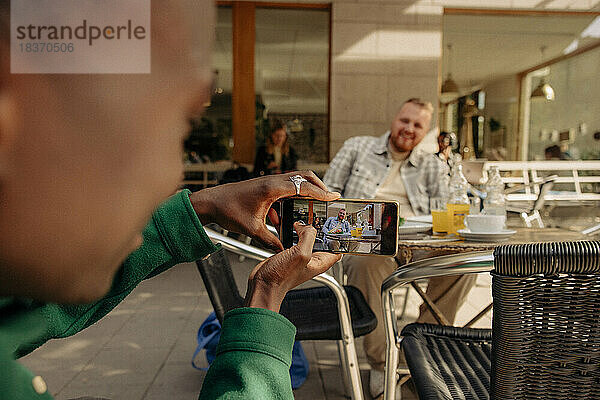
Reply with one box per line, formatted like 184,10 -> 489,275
402,98 -> 434,114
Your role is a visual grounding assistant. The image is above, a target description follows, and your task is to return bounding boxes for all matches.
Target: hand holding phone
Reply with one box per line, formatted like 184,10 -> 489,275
246,221 -> 342,311
279,198 -> 399,256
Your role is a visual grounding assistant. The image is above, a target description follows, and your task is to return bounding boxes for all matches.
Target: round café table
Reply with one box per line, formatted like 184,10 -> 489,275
395,227 -> 588,326
397,227 -> 587,263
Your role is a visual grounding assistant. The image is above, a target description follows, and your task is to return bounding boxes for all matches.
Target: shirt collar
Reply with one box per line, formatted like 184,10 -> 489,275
376,130 -> 423,167
407,149 -> 424,168
373,132 -> 391,155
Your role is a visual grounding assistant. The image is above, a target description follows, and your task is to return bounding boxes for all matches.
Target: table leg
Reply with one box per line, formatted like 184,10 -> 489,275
410,282 -> 450,326
463,303 -> 493,328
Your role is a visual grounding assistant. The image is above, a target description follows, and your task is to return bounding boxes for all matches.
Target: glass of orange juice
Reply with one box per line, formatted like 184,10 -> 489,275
430,197 -> 448,235
447,202 -> 470,234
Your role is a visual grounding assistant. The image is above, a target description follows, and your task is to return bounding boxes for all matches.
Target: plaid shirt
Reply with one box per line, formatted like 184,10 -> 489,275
323,132 -> 449,215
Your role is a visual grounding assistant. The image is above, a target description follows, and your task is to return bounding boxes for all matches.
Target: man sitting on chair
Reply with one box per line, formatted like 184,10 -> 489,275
323,98 -> 477,398
322,208 -> 351,251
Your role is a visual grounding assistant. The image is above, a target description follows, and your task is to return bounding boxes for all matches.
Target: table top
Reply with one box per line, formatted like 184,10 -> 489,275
397,227 -> 587,252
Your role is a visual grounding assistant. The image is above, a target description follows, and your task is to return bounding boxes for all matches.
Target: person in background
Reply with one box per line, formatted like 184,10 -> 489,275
545,145 -> 562,160
545,144 -> 572,160
436,131 -> 453,162
324,98 -> 477,398
254,120 -> 298,176
0,1 -> 341,399
312,216 -> 323,232
322,208 -> 351,251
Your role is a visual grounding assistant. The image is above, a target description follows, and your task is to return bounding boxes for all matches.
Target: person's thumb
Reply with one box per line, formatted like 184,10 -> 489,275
308,252 -> 342,275
255,223 -> 284,252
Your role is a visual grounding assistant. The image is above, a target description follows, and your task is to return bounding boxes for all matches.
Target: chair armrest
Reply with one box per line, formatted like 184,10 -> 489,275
204,227 -> 350,309
382,251 -> 494,294
582,223 -> 600,236
503,175 -> 558,195
381,251 -> 494,347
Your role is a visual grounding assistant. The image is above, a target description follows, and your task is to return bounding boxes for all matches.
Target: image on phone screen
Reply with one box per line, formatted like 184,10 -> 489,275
280,198 -> 398,256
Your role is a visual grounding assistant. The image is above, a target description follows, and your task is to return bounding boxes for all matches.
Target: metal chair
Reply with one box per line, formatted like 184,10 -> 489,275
382,240 -> 600,400
506,177 -> 556,228
198,228 -> 378,400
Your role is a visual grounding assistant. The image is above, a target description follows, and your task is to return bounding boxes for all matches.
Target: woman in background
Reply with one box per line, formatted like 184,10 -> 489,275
254,120 -> 298,176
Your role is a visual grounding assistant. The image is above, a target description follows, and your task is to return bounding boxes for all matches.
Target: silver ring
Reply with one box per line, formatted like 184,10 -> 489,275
289,174 -> 308,195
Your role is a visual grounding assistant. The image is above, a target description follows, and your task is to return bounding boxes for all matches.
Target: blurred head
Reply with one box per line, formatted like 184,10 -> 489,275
0,0 -> 215,303
545,145 -> 561,160
438,131 -> 451,151
337,209 -> 346,220
389,98 -> 433,153
267,120 -> 289,153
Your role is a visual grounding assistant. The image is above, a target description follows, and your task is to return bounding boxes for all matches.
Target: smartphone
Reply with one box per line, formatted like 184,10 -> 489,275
279,197 -> 399,256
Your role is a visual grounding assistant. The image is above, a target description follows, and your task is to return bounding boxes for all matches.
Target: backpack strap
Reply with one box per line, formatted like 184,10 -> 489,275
192,312 -> 221,370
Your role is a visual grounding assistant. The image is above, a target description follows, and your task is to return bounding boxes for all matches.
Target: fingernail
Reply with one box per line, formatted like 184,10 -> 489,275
296,220 -> 306,225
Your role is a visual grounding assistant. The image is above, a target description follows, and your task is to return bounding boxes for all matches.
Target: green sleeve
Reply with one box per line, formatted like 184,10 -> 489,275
198,308 -> 296,400
18,190 -> 218,355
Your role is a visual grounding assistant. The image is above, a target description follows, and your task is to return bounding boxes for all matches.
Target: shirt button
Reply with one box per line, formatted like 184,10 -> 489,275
32,376 -> 47,395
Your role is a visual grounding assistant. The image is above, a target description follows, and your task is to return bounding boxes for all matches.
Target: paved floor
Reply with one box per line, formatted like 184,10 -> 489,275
20,248 -> 493,400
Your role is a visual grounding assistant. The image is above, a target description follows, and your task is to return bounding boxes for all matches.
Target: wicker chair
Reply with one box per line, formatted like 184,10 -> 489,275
198,228 -> 377,400
381,240 -> 600,400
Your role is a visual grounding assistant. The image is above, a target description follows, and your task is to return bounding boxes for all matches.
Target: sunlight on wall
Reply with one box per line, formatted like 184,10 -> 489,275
336,30 -> 441,60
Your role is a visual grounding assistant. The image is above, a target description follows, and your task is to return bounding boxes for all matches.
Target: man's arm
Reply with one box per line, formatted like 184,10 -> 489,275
342,221 -> 351,233
322,217 -> 332,234
323,138 -> 360,193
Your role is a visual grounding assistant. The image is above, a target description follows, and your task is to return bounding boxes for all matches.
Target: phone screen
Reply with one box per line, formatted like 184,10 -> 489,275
280,198 -> 398,256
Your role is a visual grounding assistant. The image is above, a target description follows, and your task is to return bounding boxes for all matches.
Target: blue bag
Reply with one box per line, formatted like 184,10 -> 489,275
193,312 -> 309,389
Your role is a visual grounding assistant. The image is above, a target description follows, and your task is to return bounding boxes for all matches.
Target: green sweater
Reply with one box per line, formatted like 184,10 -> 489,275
0,190 -> 296,400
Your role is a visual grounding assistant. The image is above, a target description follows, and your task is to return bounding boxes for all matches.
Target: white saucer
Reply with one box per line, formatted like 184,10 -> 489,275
458,229 -> 517,242
398,221 -> 432,235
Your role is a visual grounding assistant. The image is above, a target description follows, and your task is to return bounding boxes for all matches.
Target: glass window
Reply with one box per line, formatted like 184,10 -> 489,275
185,6 -> 233,163
526,45 -> 600,161
255,8 -> 330,164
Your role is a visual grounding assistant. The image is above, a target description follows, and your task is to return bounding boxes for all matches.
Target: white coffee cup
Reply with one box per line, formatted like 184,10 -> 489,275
464,214 -> 506,233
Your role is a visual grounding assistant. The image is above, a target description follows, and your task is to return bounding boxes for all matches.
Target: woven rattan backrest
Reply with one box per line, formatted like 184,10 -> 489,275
491,241 -> 600,400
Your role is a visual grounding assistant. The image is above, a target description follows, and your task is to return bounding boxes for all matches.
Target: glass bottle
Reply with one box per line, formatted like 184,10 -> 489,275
446,164 -> 470,234
431,166 -> 450,235
483,166 -> 506,218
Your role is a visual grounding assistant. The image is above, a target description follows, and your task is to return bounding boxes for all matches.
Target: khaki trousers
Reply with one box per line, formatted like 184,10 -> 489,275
344,252 -> 477,371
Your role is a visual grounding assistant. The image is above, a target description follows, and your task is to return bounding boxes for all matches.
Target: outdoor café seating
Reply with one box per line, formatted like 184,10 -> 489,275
381,240 -> 600,400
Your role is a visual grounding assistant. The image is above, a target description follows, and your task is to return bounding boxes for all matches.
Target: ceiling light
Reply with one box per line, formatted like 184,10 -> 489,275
441,44 -> 460,102
441,74 -> 460,94
531,79 -> 555,101
530,46 -> 555,102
